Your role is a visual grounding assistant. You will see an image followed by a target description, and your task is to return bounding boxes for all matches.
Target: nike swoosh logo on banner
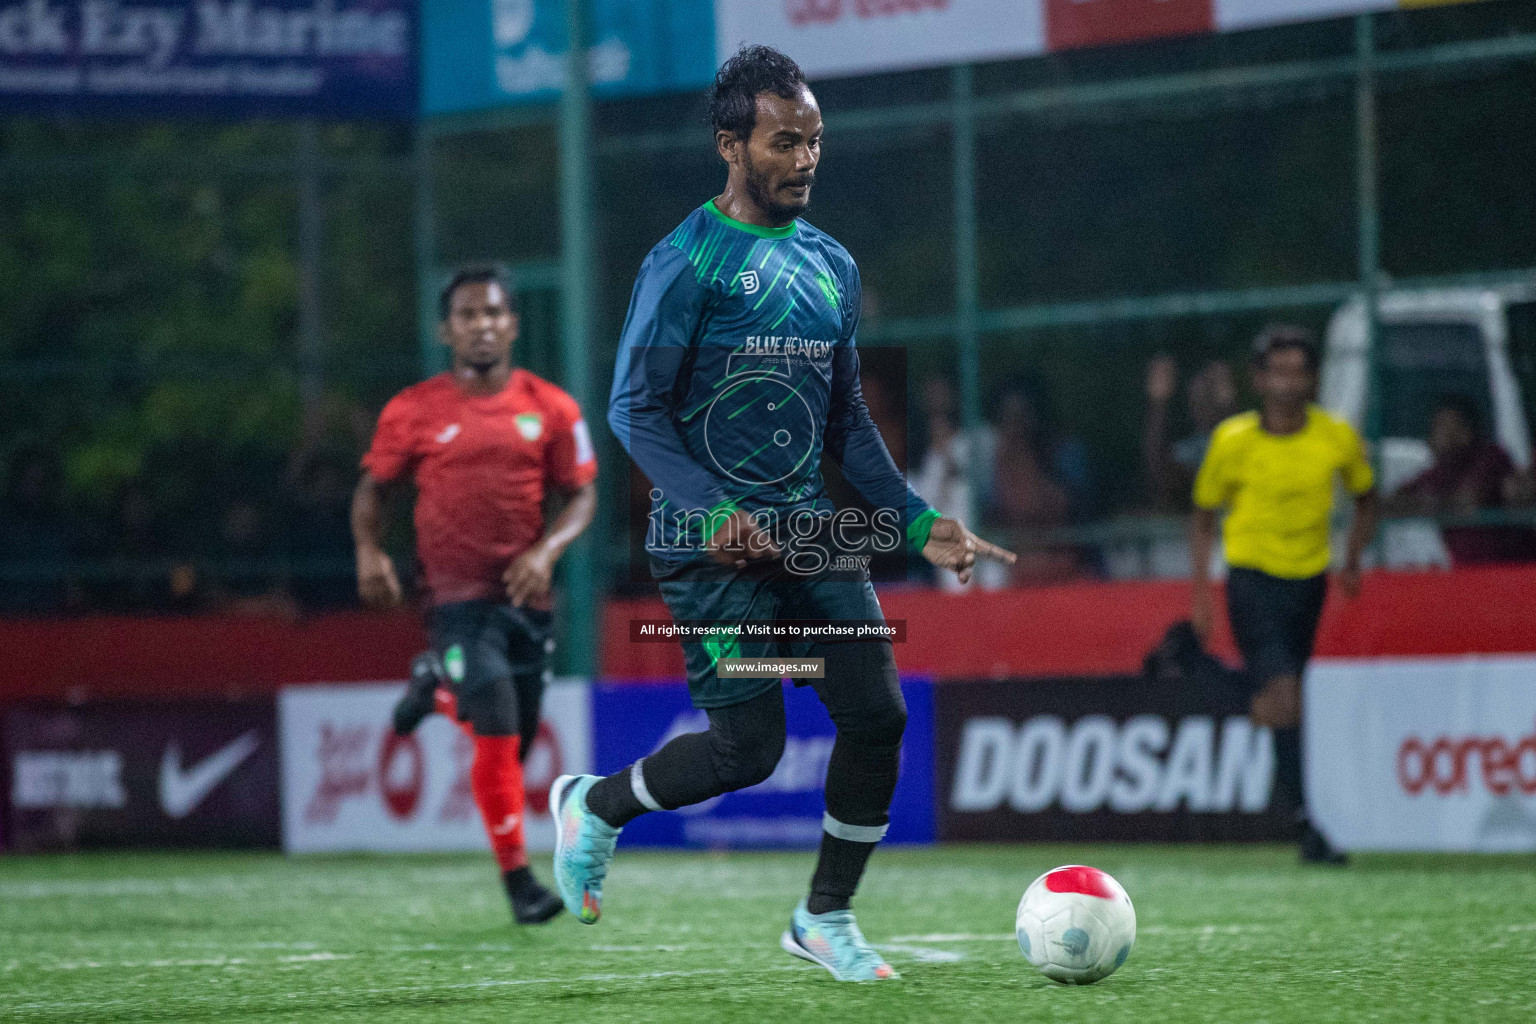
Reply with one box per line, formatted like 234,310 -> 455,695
491,813 -> 521,836
159,731 -> 260,820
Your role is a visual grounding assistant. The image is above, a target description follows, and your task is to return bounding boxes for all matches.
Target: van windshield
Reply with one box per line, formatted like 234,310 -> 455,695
1377,322 -> 1490,440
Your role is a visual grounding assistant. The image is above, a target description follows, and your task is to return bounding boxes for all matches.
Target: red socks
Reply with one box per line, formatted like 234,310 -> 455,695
429,687 -> 528,873
471,734 -> 528,872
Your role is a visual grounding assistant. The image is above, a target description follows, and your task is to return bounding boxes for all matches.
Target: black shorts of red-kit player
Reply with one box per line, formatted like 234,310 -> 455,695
427,599 -> 553,746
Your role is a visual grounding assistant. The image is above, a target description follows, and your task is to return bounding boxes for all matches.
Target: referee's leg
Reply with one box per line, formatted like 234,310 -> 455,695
1227,568 -> 1337,860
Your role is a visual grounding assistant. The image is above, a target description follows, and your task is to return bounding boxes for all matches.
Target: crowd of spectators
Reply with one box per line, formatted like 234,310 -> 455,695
901,354 -> 1536,590
6,351 -> 1536,616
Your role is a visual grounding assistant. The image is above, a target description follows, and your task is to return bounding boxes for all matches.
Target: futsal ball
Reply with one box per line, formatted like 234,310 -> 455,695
1015,864 -> 1136,985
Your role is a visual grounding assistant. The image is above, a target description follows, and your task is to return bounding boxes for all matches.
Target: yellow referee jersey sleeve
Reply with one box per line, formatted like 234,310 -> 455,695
1193,407 -> 1374,579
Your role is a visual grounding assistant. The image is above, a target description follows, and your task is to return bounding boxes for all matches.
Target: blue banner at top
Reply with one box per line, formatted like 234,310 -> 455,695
422,0 -> 715,116
0,1 -> 416,119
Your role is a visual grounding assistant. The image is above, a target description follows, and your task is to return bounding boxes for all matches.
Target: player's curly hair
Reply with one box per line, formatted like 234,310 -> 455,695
710,44 -> 807,141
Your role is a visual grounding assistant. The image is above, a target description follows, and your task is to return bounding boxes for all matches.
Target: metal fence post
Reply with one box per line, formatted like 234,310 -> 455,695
952,63 -> 983,521
559,0 -> 598,677
1356,14 -> 1383,448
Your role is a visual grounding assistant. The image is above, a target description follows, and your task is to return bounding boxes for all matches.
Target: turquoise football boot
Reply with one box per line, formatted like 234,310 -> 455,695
780,901 -> 899,981
550,774 -> 621,924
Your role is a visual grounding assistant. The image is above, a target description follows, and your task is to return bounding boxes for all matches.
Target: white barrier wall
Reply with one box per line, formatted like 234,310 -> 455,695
279,680 -> 590,854
1306,656 -> 1536,852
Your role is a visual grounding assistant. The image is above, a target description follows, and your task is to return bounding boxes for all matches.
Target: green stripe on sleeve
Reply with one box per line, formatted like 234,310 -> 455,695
907,508 -> 941,554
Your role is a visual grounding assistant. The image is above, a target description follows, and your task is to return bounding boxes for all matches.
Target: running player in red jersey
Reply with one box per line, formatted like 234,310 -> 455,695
351,265 -> 597,924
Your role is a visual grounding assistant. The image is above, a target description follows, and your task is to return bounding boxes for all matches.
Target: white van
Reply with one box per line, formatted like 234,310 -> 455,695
1320,284 -> 1536,567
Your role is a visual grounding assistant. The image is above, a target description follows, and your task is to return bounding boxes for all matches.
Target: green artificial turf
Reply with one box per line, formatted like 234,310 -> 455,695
2,845 -> 1533,1023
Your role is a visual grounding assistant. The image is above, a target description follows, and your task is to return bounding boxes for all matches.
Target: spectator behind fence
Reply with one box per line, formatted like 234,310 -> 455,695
1143,354 -> 1239,512
1383,395 -> 1536,565
911,376 -> 992,590
984,382 -> 1092,585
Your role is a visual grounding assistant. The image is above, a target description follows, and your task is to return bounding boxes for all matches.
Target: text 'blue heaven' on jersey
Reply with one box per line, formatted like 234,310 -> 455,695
608,201 -> 931,561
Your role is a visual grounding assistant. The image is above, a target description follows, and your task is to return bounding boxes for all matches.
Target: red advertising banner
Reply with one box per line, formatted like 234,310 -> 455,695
602,565 -> 1536,682
4,565 -> 1535,701
1047,0 -> 1214,52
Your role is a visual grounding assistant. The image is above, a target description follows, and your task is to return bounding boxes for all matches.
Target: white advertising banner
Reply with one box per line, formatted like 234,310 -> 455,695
279,680 -> 591,854
714,0 -> 1046,82
1214,0 -> 1394,33
1306,656 -> 1536,852
713,1 -> 1412,81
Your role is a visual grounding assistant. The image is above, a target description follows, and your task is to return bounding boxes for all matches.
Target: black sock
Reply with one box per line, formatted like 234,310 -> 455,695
587,689 -> 785,828
587,730 -> 735,828
808,734 -> 902,914
808,834 -> 876,914
503,865 -> 540,898
585,766 -> 648,828
1273,726 -> 1304,824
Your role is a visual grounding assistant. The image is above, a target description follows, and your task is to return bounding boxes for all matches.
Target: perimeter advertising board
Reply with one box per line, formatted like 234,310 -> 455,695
279,679 -> 591,853
1306,656 -> 1536,852
937,676 -> 1289,842
5,699 -> 280,850
591,678 -> 935,848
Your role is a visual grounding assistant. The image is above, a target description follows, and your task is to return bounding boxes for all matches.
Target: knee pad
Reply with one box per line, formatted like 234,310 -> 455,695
819,642 -> 906,747
709,717 -> 786,791
847,699 -> 907,749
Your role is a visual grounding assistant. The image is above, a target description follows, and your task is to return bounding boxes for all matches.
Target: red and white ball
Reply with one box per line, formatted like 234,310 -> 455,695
1015,865 -> 1136,985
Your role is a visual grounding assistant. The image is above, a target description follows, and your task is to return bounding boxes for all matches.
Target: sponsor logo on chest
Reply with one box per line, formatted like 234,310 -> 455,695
515,412 -> 543,441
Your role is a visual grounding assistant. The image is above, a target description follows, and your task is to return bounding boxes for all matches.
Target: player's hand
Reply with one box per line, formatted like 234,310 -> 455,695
1338,561 -> 1363,600
1190,584 -> 1215,642
504,542 -> 558,607
357,547 -> 402,609
921,516 -> 1015,585
706,509 -> 781,569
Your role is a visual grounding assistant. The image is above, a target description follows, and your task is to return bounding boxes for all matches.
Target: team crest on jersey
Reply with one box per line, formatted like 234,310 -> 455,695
814,270 -> 839,309
515,413 -> 543,441
737,269 -> 760,295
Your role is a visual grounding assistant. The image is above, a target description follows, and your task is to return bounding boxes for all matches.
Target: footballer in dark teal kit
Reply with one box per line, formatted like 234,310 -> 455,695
551,45 -> 1013,982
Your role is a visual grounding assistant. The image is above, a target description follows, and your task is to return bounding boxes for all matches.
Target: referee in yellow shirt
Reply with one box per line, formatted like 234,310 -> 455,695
1190,325 -> 1378,864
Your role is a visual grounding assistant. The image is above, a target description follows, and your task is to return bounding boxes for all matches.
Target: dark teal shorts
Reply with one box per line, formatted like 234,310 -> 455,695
650,555 -> 891,709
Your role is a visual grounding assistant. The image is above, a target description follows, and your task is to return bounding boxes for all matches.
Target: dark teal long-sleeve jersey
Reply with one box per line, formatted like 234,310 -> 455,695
608,200 -> 937,564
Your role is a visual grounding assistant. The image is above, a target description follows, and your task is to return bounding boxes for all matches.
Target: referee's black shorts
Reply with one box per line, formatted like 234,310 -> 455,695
1225,566 -> 1327,687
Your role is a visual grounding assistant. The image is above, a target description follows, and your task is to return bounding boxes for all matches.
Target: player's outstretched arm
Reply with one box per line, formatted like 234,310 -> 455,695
351,471 -> 402,609
920,515 -> 1016,586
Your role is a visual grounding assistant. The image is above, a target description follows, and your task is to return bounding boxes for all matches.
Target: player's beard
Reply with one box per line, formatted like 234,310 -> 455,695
744,151 -> 812,224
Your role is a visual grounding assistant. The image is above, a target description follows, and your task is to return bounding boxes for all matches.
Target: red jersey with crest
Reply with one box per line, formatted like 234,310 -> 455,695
363,368 -> 597,606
